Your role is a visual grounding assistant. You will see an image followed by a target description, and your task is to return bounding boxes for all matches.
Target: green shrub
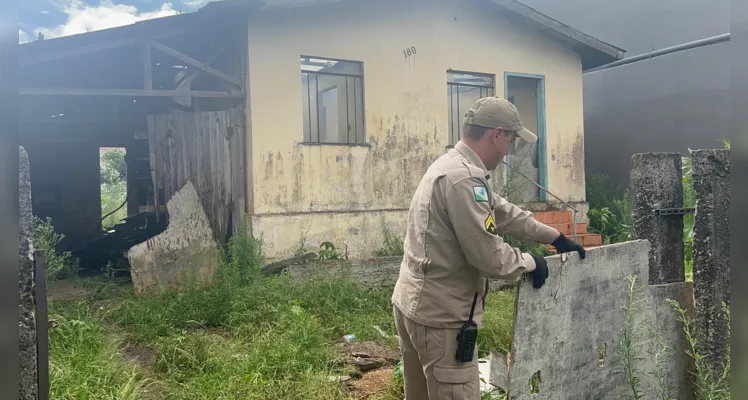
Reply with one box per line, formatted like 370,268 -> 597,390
31,216 -> 79,280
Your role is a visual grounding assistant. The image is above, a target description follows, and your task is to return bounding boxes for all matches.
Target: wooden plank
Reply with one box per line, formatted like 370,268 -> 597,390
143,43 -> 152,90
229,107 -> 247,234
147,40 -> 243,88
147,115 -> 160,222
20,88 -> 244,98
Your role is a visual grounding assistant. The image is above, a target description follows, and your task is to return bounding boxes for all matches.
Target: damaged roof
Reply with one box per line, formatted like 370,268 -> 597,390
20,0 -> 625,70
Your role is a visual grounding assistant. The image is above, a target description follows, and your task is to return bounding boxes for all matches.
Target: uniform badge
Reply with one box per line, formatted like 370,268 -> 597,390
484,214 -> 497,235
473,186 -> 488,202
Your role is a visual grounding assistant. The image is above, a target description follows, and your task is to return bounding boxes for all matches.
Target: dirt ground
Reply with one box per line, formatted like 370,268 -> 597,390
347,368 -> 398,399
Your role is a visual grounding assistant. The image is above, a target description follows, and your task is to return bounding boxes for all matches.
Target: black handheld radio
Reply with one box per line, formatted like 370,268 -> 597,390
456,292 -> 479,362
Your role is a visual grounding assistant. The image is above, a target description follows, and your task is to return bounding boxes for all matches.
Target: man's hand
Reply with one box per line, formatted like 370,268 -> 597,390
530,255 -> 548,289
552,233 -> 586,259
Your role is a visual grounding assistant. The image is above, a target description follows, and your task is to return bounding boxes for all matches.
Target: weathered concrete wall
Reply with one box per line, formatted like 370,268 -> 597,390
128,181 -> 222,295
630,153 -> 685,284
18,147 -> 38,400
490,241 -> 694,399
246,0 -> 588,258
691,149 -> 730,374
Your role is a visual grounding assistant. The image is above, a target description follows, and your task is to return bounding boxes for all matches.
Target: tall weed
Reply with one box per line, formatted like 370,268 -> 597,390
667,300 -> 730,400
31,216 -> 79,280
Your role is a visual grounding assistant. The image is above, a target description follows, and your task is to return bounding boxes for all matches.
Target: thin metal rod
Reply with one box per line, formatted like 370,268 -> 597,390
585,33 -> 730,74
501,160 -> 578,213
447,82 -> 494,89
501,160 -> 579,241
305,71 -> 362,78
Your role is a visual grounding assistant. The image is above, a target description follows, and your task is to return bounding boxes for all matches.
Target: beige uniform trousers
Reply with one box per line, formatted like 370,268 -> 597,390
393,305 -> 480,400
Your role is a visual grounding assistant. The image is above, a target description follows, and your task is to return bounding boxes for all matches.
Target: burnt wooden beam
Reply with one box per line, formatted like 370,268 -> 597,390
172,38 -> 235,108
261,253 -> 317,276
20,38 -> 139,66
175,37 -> 237,89
147,40 -> 243,89
20,88 -> 244,98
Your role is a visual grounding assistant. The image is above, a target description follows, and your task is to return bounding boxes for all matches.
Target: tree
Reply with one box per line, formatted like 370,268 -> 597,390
100,149 -> 126,185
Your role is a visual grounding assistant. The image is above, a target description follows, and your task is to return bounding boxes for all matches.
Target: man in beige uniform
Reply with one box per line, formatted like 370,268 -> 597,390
391,97 -> 586,399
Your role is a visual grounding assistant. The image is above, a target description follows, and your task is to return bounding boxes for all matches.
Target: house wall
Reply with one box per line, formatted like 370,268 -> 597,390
246,0 -> 587,259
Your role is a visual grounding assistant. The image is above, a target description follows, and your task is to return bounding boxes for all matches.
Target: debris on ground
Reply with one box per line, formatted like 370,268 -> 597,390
334,340 -> 401,373
121,343 -> 157,367
347,368 -> 396,399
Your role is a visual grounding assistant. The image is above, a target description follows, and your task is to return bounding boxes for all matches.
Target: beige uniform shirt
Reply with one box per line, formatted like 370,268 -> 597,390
391,141 -> 560,329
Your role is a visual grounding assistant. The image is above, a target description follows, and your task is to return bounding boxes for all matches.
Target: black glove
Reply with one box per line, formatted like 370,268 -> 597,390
530,255 -> 548,289
552,233 -> 586,259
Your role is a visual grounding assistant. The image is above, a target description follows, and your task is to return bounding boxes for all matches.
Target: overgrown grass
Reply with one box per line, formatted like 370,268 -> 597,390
617,274 -> 731,400
50,228 -> 401,399
48,300 -> 155,400
478,289 -> 516,358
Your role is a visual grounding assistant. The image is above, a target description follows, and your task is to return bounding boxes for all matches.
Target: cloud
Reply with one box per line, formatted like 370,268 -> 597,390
35,0 -> 180,39
19,30 -> 30,44
183,0 -> 210,11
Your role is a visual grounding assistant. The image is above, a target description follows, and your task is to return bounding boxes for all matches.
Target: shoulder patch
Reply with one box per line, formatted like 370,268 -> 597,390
473,186 -> 489,202
484,214 -> 497,235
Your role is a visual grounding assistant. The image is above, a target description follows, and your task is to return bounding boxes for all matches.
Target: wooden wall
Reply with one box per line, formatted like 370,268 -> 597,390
147,108 -> 246,243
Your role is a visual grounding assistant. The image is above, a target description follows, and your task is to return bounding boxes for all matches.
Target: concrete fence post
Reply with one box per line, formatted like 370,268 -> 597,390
630,153 -> 685,284
18,147 -> 38,400
691,149 -> 731,374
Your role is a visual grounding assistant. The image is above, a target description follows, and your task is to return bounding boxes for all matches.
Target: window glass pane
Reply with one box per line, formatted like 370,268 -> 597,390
446,71 -> 495,145
302,73 -> 312,142
301,73 -> 319,142
301,56 -> 364,144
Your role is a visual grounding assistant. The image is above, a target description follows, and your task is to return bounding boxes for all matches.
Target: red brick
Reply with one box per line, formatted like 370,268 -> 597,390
548,223 -> 588,236
534,211 -> 572,224
580,234 -> 603,247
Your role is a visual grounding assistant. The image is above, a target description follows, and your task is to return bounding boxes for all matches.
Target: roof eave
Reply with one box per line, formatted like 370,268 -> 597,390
486,0 -> 625,70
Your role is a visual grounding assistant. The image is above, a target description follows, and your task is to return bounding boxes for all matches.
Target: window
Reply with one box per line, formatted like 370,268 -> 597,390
301,56 -> 365,145
447,70 -> 495,145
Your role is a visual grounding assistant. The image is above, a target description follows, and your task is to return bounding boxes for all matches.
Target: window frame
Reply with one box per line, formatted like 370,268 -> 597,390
300,55 -> 367,147
447,69 -> 496,146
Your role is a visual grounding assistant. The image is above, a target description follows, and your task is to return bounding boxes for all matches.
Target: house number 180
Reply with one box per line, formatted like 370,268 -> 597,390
403,47 -> 417,58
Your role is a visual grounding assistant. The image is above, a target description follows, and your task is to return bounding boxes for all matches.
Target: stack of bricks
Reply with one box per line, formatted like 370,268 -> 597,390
533,211 -> 603,254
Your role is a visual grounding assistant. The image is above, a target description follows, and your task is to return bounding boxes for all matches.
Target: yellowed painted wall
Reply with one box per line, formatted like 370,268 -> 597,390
246,0 -> 586,259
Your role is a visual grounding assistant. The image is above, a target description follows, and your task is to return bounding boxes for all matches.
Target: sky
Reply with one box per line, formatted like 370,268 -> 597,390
19,0 -> 212,43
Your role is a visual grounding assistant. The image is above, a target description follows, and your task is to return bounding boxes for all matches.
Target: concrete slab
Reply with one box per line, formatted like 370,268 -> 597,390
490,241 -> 694,399
128,181 -> 222,295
